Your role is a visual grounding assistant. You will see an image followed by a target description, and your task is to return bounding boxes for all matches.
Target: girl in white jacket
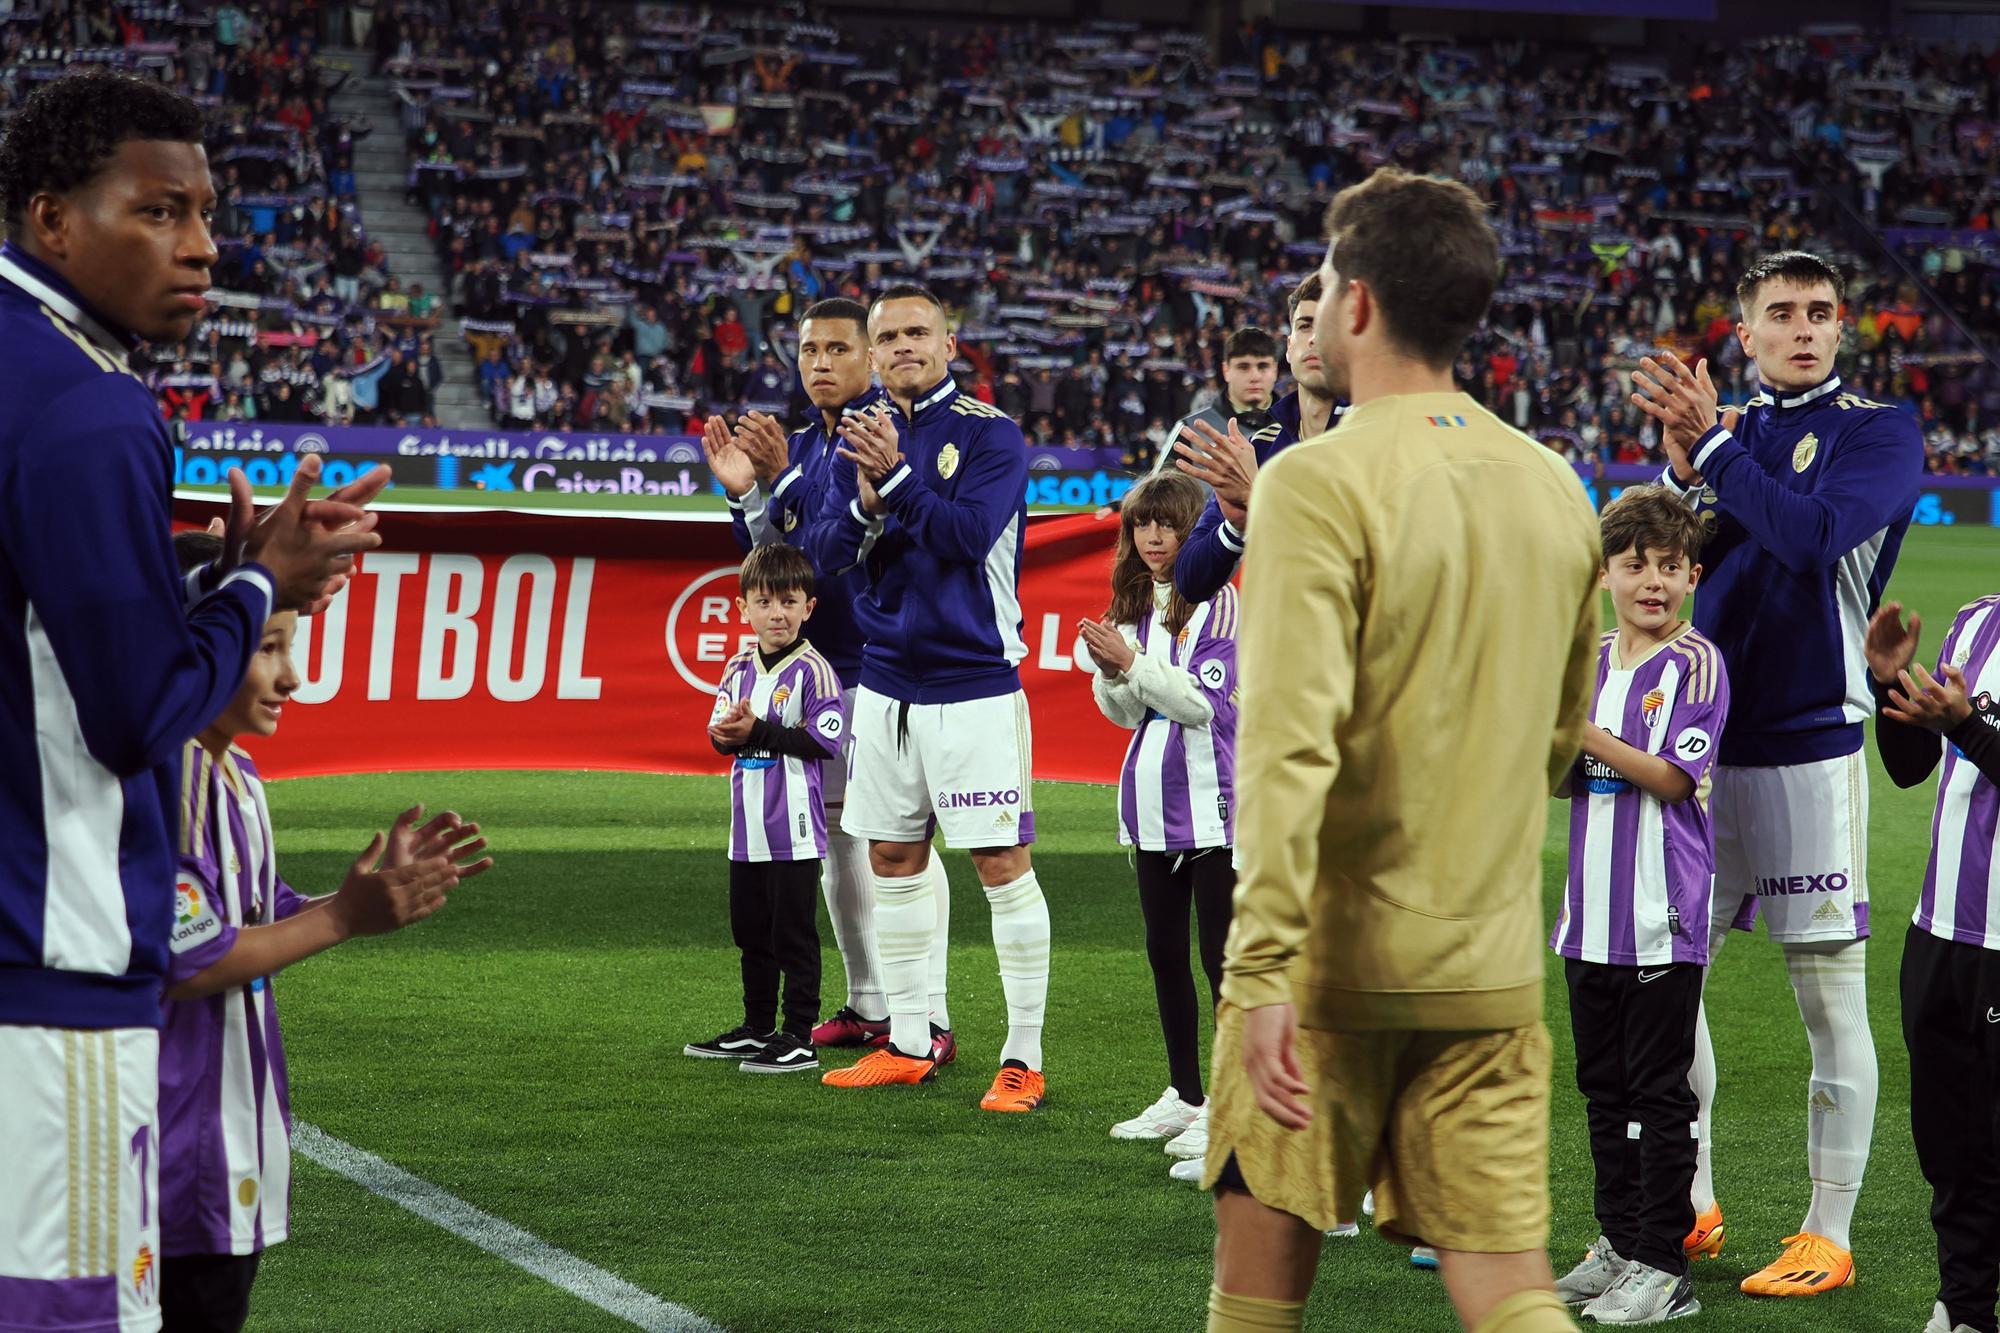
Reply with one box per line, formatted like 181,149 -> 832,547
1079,472 -> 1239,1172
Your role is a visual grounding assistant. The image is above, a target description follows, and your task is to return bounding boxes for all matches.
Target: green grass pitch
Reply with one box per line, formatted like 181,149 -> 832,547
244,525 -> 1996,1331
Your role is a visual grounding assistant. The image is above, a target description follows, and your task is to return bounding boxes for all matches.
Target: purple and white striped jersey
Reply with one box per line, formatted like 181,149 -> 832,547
714,642 -> 844,862
1554,627 -> 1730,966
160,741 -> 306,1257
1094,584 -> 1239,852
1915,595 -> 2000,950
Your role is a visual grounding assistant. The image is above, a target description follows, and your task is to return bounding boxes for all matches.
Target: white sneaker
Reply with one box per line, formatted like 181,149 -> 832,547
1167,1157 -> 1203,1183
1582,1259 -> 1698,1324
1926,1301 -> 1981,1333
1556,1235 -> 1628,1305
1164,1101 -> 1210,1159
1325,1221 -> 1359,1239
1110,1087 -> 1200,1141
1362,1190 -> 1376,1218
1410,1247 -> 1439,1269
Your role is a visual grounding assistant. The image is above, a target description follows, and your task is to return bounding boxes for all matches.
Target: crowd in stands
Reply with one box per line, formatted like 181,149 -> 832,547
0,0 -> 445,429
2,4 -> 1995,471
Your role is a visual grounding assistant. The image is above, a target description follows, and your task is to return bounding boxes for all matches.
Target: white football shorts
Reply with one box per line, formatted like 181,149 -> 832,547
841,686 -> 1035,849
1710,750 -> 1870,943
0,1024 -> 162,1332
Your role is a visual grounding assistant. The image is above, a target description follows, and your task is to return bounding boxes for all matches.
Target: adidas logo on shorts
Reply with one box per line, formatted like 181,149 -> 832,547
1811,899 -> 1844,924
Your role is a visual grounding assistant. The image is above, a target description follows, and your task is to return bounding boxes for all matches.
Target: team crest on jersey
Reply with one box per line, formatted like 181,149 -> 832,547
937,442 -> 960,479
1955,641 -> 1974,668
1792,432 -> 1819,472
773,685 -> 792,708
1641,688 -> 1666,726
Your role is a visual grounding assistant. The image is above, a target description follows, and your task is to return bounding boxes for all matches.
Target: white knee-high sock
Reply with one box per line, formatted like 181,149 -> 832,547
1786,938 -> 1876,1251
1689,922 -> 1729,1215
924,849 -> 951,1029
821,824 -> 883,1020
1689,999 -> 1718,1214
871,871 -> 934,1058
985,870 -> 1050,1069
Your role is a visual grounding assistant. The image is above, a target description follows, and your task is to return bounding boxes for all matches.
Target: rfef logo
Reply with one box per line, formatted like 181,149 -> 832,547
665,566 -> 761,693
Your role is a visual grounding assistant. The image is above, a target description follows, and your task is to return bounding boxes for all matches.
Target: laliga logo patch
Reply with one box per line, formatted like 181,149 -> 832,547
175,879 -> 204,925
1792,432 -> 1819,473
1641,688 -> 1665,727
937,442 -> 960,480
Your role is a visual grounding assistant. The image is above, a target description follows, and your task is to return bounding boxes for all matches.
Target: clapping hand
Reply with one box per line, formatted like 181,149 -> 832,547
382,803 -> 493,880
1883,661 -> 1974,735
835,406 -> 904,484
229,455 -> 387,612
1076,617 -> 1136,675
1629,353 -> 1739,484
701,415 -> 756,498
734,412 -> 792,487
1865,602 -> 1922,686
1173,418 -> 1257,525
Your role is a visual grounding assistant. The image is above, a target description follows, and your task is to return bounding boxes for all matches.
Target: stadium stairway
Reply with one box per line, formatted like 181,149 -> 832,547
326,48 -> 487,429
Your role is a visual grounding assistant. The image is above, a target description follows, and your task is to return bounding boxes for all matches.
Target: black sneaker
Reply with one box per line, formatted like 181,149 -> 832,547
683,1025 -> 768,1059
740,1032 -> 820,1074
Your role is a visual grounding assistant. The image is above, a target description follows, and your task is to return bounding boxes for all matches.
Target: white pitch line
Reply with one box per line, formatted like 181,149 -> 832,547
294,1121 -> 722,1332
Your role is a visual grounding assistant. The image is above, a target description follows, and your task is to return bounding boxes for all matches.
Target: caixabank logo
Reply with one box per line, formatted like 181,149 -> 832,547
664,566 -> 763,692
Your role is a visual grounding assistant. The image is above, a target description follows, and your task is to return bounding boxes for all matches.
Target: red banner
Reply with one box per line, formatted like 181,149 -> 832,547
171,500 -> 1133,784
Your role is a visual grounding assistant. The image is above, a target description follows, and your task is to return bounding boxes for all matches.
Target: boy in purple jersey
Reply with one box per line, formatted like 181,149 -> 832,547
1550,486 -> 1729,1325
685,544 -> 845,1075
1866,596 -> 2000,1333
159,533 -> 489,1333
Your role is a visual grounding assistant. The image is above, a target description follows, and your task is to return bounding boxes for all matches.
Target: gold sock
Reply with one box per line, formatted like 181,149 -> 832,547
1205,1284 -> 1307,1332
1471,1288 -> 1578,1333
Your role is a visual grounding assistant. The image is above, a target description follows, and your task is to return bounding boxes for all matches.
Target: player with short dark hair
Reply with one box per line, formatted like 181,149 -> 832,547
1631,248 -> 1925,1297
1151,326 -> 1280,487
688,543 -> 846,1074
1205,165 -> 1601,1333
1173,274 -> 1347,604
810,286 -> 1052,1113
1549,485 -> 1729,1323
0,71 -> 381,1333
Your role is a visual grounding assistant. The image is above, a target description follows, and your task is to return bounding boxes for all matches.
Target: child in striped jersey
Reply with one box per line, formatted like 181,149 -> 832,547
1866,595 -> 2000,1333
1080,474 -> 1242,1179
160,532 -> 491,1333
685,544 -> 845,1075
1551,486 -> 1730,1325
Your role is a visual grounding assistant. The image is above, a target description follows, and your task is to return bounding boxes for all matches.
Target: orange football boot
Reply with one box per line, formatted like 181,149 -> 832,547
820,1046 -> 935,1088
1739,1232 -> 1855,1297
979,1060 -> 1045,1112
1684,1202 -> 1725,1260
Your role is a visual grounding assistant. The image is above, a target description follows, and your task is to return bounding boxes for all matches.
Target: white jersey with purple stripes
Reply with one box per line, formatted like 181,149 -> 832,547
714,642 -> 845,863
1097,584 -> 1239,853
1916,595 -> 2000,950
1554,627 -> 1731,966
161,741 -> 308,1258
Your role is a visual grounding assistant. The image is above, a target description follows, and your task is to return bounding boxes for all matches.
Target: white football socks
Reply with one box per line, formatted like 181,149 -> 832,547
924,850 -> 951,1030
1689,998 -> 1718,1214
985,870 -> 1050,1070
821,824 -> 884,1021
1787,938 -> 1876,1251
871,870 -> 934,1058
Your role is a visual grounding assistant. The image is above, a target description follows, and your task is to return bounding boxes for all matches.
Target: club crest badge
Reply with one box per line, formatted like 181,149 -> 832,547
937,443 -> 959,479
1792,432 -> 1819,473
